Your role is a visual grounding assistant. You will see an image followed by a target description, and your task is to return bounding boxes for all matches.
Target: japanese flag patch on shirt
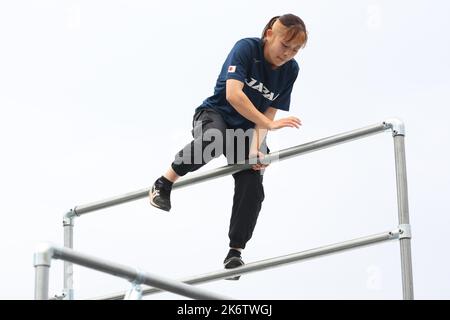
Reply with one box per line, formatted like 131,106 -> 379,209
228,65 -> 236,73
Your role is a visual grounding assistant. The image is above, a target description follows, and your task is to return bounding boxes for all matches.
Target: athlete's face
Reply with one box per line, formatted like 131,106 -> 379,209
264,20 -> 305,68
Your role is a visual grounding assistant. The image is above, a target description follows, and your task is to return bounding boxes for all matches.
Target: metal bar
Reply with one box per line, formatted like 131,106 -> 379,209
50,245 -> 229,300
73,122 -> 388,216
34,265 -> 50,300
267,123 -> 387,163
34,243 -> 53,300
91,230 -> 398,300
63,216 -> 74,300
393,135 -> 414,299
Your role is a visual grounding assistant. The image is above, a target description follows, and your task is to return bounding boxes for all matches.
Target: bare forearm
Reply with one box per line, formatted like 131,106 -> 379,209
250,107 -> 277,154
228,91 -> 271,128
250,125 -> 268,153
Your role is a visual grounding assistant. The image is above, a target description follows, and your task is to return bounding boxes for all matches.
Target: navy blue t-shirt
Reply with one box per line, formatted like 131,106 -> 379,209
196,37 -> 299,130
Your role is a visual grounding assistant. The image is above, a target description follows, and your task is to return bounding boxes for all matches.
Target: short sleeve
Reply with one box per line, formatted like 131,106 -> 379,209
224,40 -> 252,83
271,64 -> 299,112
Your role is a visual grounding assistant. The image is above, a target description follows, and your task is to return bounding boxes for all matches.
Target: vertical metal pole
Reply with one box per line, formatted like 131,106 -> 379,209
35,265 -> 50,300
34,244 -> 53,300
63,214 -> 74,300
393,134 -> 414,299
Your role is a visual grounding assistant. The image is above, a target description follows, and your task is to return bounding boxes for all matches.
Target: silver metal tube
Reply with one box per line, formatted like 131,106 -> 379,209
92,230 -> 398,300
50,245 -> 229,300
267,123 -> 387,163
73,122 -> 388,216
63,216 -> 74,300
35,265 -> 50,300
393,135 -> 414,299
58,119 -> 407,300
34,243 -> 53,300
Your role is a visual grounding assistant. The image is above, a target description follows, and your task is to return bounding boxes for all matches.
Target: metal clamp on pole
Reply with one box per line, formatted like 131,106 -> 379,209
124,268 -> 145,300
389,224 -> 412,240
63,209 -> 76,227
383,118 -> 405,137
398,224 -> 412,239
124,283 -> 143,300
388,228 -> 400,239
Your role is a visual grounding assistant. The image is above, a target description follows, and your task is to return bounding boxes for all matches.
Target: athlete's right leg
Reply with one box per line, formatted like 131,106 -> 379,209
149,108 -> 227,212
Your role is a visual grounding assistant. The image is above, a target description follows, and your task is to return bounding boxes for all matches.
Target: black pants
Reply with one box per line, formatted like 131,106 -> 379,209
171,108 -> 267,249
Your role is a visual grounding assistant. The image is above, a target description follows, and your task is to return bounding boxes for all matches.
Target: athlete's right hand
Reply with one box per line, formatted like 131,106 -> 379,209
268,116 -> 302,130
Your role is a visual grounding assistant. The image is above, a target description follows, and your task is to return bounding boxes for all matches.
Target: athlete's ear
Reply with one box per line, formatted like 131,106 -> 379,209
266,28 -> 273,39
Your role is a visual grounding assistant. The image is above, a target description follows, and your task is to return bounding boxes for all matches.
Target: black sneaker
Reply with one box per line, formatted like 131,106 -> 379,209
149,176 -> 172,212
223,249 -> 244,281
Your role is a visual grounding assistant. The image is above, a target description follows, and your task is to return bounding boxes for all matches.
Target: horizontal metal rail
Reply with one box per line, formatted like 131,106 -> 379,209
69,122 -> 389,217
59,118 -> 413,300
34,244 -> 230,300
89,229 -> 400,300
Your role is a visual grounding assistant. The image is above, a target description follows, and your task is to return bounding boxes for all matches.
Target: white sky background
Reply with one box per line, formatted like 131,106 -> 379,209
0,0 -> 449,299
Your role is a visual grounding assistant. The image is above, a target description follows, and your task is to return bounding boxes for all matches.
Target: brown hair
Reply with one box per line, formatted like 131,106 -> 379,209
262,14 -> 308,48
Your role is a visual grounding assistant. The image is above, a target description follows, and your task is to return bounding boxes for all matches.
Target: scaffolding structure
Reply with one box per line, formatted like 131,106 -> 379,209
34,118 -> 414,300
